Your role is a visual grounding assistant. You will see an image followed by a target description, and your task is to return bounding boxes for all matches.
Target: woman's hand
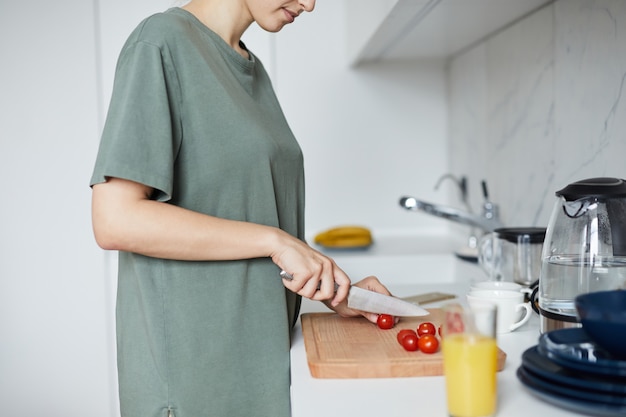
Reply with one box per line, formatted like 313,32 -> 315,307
272,239 -> 351,307
324,275 -> 394,324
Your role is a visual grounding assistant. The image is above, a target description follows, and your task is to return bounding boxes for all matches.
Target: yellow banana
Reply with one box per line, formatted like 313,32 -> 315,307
314,226 -> 373,248
317,235 -> 372,248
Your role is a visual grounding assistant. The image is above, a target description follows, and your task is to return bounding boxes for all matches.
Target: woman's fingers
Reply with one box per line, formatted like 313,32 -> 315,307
280,261 -> 349,303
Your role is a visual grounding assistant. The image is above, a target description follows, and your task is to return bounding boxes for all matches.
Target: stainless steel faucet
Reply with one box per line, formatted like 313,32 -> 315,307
399,179 -> 503,233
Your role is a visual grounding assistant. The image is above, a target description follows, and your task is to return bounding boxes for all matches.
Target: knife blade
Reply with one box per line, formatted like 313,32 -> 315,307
347,286 -> 430,317
279,270 -> 430,317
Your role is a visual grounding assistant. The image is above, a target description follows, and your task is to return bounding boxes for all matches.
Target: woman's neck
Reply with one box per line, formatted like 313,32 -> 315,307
182,0 -> 253,58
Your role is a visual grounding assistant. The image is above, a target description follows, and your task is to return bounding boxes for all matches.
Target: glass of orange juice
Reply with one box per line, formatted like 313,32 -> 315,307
442,302 -> 498,417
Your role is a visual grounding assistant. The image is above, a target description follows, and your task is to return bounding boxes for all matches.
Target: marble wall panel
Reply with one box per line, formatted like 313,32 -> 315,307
449,0 -> 626,229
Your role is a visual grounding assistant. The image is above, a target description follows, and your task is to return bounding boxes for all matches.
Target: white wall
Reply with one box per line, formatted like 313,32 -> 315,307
0,1 -> 113,415
272,2 -> 449,239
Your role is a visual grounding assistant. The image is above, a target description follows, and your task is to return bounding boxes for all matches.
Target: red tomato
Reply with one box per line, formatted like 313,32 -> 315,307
396,329 -> 417,345
377,314 -> 395,330
438,325 -> 443,338
417,322 -> 437,337
400,333 -> 419,351
418,334 -> 440,354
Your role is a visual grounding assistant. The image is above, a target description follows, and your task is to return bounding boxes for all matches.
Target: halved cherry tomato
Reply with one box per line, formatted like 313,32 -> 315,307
396,329 -> 417,345
417,322 -> 437,337
400,333 -> 419,351
446,312 -> 465,334
377,314 -> 395,330
418,334 -> 439,354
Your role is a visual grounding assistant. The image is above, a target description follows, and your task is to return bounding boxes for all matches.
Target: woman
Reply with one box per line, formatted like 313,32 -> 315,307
90,1 -> 392,416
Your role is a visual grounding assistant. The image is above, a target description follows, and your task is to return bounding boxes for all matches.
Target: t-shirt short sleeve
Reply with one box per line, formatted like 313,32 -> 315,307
90,39 -> 181,202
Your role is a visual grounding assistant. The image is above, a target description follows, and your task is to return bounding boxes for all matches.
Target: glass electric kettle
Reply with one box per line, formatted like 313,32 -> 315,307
537,177 -> 626,333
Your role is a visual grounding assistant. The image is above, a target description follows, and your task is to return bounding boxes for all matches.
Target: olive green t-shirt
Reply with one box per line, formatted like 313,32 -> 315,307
90,8 -> 304,417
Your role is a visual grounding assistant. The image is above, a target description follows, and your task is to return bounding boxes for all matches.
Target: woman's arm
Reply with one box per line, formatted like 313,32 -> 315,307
91,177 -> 350,305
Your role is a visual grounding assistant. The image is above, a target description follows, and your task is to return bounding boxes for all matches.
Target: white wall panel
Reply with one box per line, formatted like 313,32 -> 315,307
0,1 -> 112,415
274,1 -> 450,239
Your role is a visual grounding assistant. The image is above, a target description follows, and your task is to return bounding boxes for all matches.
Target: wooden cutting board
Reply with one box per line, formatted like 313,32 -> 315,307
301,309 -> 507,379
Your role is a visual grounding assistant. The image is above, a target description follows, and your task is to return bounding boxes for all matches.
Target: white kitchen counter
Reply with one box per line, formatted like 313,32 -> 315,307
289,254 -> 575,417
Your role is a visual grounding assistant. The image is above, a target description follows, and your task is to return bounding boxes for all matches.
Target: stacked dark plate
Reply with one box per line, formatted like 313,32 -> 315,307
517,328 -> 626,417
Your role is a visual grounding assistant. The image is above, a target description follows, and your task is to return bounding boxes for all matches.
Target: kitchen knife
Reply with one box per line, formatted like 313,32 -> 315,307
347,286 -> 430,317
279,270 -> 430,316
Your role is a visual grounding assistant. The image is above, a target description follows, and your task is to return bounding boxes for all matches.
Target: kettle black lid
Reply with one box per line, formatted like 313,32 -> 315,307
556,177 -> 626,201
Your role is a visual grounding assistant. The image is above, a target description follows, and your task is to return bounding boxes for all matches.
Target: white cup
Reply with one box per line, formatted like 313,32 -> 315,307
467,289 -> 532,333
471,281 -> 533,295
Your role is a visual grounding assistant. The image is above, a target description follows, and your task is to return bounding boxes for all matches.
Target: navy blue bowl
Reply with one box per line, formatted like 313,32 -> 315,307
575,290 -> 626,359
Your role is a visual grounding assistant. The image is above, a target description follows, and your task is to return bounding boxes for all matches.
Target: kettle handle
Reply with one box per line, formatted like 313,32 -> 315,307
529,281 -> 540,315
607,200 -> 626,256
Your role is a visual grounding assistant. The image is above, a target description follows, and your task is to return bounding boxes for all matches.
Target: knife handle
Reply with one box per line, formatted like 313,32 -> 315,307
280,270 -> 294,280
280,270 -> 339,291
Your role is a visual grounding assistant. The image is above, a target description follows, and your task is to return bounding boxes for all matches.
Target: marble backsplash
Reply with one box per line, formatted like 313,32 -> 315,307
448,0 -> 626,229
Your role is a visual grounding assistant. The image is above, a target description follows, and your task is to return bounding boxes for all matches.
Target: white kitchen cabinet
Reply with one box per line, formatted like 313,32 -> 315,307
348,0 -> 553,65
